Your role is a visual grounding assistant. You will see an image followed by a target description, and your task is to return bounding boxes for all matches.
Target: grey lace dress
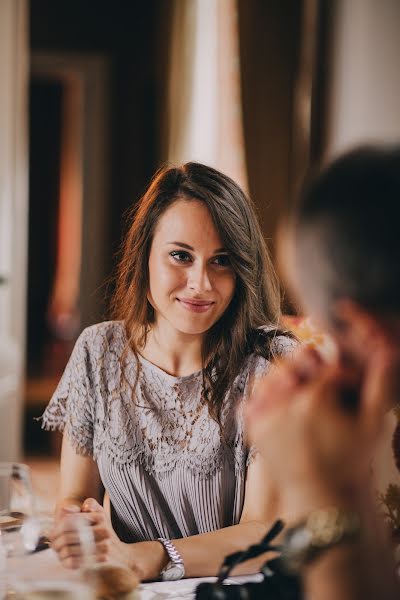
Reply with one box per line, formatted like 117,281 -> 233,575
42,321 -> 295,543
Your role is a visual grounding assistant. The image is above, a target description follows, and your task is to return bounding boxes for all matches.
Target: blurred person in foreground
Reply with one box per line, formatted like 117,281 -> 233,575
247,146 -> 400,599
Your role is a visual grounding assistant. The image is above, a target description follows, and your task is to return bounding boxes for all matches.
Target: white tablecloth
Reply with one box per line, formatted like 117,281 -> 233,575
9,549 -> 262,599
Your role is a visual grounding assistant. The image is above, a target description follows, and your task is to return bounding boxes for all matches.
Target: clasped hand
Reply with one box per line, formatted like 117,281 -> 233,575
50,498 -> 134,571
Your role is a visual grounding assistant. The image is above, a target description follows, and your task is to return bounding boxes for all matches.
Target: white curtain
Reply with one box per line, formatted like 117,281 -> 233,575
167,0 -> 248,192
0,0 -> 29,461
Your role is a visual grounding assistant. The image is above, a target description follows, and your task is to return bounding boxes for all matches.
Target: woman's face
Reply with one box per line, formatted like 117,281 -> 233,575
148,199 -> 236,337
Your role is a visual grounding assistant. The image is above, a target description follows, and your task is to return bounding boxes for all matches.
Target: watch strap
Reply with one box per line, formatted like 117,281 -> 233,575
157,537 -> 185,581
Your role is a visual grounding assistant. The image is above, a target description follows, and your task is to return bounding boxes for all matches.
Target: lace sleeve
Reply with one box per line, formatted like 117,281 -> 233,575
271,333 -> 298,358
41,328 -> 95,457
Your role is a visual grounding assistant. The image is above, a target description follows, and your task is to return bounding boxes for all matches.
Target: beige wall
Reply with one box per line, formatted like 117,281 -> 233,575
327,0 -> 400,158
0,0 -> 29,461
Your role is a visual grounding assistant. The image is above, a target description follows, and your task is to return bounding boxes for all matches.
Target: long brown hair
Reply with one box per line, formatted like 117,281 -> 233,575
111,162 -> 284,422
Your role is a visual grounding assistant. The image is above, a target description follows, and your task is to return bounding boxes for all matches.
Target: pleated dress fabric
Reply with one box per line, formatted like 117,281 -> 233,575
42,321 -> 294,542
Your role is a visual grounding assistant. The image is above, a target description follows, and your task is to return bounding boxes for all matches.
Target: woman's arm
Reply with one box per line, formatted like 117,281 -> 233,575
169,451 -> 279,579
50,434 -> 112,568
124,452 -> 278,580
300,490 -> 399,600
247,345 -> 400,600
57,451 -> 279,580
304,539 -> 399,600
55,433 -> 104,517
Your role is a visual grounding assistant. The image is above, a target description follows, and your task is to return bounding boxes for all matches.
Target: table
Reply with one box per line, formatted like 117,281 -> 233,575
9,549 -> 262,599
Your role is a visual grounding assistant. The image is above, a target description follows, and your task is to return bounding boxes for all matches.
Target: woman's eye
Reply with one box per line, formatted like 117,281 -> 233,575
212,255 -> 231,267
170,251 -> 192,263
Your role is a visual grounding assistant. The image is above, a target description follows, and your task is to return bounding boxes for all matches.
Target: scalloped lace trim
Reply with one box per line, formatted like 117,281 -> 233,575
41,322 -> 295,478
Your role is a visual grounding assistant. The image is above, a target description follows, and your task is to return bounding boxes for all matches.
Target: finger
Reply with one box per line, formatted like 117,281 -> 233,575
290,346 -> 325,382
269,347 -> 325,393
57,538 -> 111,561
81,498 -> 103,513
248,361 -> 305,418
51,524 -> 110,551
51,514 -> 93,538
78,512 -> 106,526
61,556 -> 81,570
251,363 -> 297,406
59,504 -> 81,514
90,524 -> 111,542
305,364 -> 355,409
51,532 -> 83,552
58,543 -> 83,561
96,553 -> 109,563
56,503 -> 81,521
50,513 -> 107,546
94,540 -> 110,553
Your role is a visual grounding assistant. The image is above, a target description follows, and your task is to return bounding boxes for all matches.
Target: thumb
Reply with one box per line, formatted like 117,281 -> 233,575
59,504 -> 81,515
81,498 -> 103,513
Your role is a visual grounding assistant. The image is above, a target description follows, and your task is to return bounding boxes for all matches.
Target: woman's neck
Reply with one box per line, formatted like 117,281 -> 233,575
139,320 -> 205,377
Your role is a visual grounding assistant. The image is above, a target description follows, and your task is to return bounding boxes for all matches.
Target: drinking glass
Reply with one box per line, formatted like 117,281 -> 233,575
0,463 -> 34,520
0,464 -> 99,599
0,462 -> 35,598
13,514 -> 96,600
0,462 -> 36,554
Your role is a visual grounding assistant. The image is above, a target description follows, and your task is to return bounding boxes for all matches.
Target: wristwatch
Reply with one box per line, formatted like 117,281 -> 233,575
157,537 -> 185,581
282,506 -> 361,573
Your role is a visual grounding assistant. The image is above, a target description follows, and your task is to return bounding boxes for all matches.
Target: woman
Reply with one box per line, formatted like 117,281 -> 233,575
247,146 -> 400,599
43,162 -> 294,580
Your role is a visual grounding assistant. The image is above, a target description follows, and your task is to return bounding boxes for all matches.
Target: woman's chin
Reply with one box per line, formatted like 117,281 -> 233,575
171,317 -> 215,337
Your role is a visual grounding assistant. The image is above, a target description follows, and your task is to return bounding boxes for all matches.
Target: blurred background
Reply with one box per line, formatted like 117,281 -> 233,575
1,0 -> 400,504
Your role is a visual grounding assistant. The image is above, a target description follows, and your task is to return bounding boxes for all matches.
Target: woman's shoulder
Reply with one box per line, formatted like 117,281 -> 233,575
244,327 -> 298,380
256,325 -> 298,356
76,320 -> 127,354
270,331 -> 298,357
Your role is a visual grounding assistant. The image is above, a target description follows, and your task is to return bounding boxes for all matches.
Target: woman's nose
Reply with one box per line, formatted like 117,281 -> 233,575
187,265 -> 212,293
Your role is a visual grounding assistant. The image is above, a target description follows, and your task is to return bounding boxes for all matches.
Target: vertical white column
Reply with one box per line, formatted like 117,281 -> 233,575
167,0 -> 247,189
0,0 -> 29,461
184,0 -> 219,166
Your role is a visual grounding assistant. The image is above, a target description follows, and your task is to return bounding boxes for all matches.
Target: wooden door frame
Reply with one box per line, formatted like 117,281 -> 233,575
31,52 -> 110,331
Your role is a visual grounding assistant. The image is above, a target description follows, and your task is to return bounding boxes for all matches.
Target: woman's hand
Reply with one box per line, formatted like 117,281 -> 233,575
51,498 -> 127,570
50,500 -> 113,569
246,346 -> 386,523
80,499 -> 169,580
51,498 -> 168,580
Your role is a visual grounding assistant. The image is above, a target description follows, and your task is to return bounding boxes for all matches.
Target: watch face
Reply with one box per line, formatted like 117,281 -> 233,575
162,562 -> 185,581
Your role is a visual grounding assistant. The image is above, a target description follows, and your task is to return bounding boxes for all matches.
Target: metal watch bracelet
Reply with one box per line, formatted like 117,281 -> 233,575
157,537 -> 185,581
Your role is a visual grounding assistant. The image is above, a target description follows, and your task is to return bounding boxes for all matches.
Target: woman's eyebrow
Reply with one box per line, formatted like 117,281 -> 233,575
166,241 -> 227,253
166,241 -> 194,250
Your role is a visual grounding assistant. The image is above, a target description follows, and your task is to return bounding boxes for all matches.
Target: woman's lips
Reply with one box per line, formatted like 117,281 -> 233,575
177,298 -> 215,313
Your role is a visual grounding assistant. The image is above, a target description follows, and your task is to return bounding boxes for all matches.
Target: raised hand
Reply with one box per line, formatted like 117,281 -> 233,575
246,346 -> 386,524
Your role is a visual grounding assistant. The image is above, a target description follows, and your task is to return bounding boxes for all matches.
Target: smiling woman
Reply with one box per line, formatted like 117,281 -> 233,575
41,162 -> 295,581
147,200 -> 236,346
